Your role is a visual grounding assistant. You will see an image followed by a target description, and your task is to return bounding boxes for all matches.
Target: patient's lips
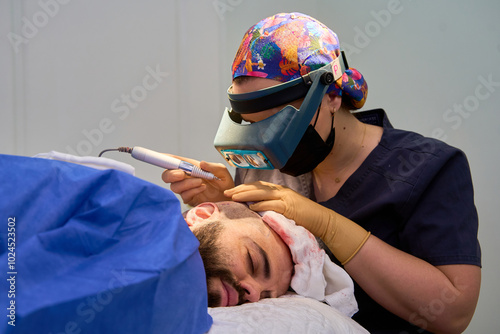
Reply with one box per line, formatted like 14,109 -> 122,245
221,280 -> 239,307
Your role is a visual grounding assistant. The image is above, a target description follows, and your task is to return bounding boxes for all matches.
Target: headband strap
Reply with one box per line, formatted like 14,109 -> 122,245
228,79 -> 310,114
229,52 -> 347,114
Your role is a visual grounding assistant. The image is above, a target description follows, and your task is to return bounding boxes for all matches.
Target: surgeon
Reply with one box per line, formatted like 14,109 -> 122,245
163,12 -> 481,334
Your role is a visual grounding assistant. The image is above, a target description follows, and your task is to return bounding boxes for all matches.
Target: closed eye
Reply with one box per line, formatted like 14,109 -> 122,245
255,242 -> 271,280
247,250 -> 255,274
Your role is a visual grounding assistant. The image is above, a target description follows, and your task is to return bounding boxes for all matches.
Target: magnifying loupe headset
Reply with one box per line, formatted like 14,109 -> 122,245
214,51 -> 348,170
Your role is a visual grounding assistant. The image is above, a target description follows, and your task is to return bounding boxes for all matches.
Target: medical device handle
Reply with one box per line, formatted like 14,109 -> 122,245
131,146 -> 219,180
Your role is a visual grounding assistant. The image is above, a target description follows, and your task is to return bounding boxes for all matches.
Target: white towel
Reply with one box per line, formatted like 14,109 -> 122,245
260,210 -> 358,318
34,151 -> 135,175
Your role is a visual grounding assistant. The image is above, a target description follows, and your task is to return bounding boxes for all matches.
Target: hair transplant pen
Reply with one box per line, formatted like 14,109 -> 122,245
99,146 -> 220,181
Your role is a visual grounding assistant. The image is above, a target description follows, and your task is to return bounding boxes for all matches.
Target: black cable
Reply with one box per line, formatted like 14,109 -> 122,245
98,147 -> 133,157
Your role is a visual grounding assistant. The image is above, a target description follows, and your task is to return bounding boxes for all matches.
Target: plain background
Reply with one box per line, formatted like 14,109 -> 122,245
1,1 -> 499,332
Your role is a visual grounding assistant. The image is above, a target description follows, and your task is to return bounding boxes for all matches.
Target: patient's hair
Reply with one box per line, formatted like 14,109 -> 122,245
192,221 -> 245,306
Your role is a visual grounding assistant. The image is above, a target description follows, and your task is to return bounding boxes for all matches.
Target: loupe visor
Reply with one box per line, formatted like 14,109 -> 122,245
220,150 -> 274,169
214,53 -> 347,169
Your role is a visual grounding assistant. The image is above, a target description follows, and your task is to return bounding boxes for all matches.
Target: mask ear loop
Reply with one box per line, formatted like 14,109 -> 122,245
312,102 -> 322,127
319,102 -> 335,146
330,111 -> 335,131
311,102 -> 334,131
312,101 -> 335,145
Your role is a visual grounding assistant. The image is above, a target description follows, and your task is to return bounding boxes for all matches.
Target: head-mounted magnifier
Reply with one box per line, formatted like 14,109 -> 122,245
214,51 -> 347,170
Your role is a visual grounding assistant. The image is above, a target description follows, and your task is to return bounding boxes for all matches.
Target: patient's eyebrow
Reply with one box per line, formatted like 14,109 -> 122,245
253,241 -> 270,280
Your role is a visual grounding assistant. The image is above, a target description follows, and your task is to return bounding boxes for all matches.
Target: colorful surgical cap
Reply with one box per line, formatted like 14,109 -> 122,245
232,12 -> 368,109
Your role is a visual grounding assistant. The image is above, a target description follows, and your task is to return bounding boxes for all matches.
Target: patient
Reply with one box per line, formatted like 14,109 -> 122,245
184,201 -> 294,307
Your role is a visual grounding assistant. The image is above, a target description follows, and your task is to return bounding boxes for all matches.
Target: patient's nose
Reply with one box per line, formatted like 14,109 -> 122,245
240,279 -> 262,303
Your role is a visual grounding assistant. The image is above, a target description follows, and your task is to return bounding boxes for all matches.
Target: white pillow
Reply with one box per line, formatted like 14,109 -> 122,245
207,293 -> 368,334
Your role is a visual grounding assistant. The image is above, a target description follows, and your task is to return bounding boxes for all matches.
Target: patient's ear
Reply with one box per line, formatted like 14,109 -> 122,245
184,202 -> 219,227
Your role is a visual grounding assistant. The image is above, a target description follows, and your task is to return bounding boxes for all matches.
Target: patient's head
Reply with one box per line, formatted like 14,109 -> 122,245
185,201 -> 293,307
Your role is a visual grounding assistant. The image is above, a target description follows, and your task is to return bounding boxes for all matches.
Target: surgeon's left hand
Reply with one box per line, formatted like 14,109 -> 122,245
225,181 -> 371,265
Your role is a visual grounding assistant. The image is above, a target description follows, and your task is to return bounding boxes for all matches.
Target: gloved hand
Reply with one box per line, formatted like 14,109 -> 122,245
162,158 -> 234,207
225,181 -> 370,265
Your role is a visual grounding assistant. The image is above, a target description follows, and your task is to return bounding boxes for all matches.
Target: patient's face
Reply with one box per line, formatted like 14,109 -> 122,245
187,202 -> 293,307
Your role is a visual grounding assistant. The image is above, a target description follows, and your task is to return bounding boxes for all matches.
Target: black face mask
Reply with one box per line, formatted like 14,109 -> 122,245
279,111 -> 335,177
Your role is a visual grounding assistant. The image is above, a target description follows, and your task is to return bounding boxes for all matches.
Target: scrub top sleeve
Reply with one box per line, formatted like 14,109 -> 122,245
400,149 -> 481,267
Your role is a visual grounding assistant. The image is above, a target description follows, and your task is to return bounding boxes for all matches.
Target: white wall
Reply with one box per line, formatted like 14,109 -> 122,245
1,0 -> 499,332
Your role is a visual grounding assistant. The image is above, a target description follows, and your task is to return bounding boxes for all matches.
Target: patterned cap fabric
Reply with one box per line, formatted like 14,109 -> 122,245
232,12 -> 368,109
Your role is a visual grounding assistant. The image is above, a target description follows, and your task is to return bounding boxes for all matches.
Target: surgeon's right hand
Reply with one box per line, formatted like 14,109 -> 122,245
161,158 -> 234,207
225,181 -> 371,265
